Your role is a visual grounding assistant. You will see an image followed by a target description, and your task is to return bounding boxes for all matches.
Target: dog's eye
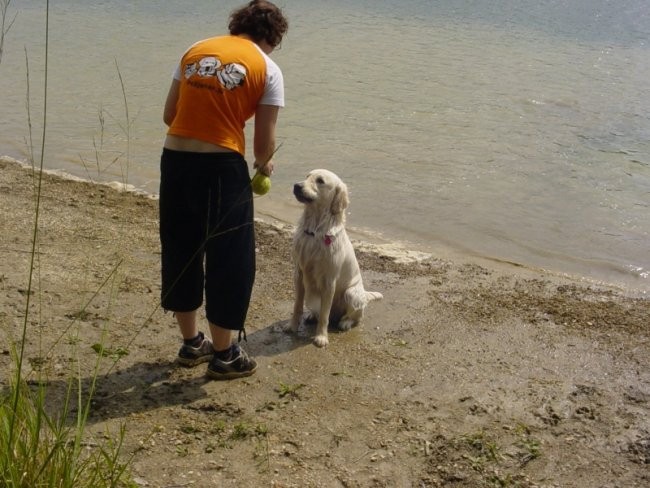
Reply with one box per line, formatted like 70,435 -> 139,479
316,177 -> 325,184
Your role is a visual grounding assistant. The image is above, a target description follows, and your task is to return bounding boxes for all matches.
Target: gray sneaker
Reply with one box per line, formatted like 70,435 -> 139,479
177,332 -> 214,367
206,344 -> 257,380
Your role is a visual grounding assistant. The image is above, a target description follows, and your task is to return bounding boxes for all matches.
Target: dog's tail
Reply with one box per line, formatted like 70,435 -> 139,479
365,291 -> 383,302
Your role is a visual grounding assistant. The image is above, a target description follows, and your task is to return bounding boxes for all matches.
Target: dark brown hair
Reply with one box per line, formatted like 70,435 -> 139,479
228,0 -> 288,48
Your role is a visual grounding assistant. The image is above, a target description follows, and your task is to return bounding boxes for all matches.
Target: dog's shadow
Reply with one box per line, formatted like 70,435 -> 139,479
245,317 -> 349,358
244,319 -> 309,358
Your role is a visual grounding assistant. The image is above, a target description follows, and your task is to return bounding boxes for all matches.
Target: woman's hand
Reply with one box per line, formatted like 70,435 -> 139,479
255,161 -> 274,176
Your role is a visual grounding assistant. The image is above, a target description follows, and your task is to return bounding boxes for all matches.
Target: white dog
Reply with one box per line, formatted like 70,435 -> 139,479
286,169 -> 383,347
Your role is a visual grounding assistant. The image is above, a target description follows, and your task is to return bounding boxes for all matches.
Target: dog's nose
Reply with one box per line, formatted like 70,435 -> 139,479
293,183 -> 302,196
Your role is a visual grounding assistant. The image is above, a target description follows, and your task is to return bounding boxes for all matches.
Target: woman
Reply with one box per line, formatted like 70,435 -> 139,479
159,0 -> 288,380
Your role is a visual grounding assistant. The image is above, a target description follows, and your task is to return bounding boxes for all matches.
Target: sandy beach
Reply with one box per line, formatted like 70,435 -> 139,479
1,156 -> 649,487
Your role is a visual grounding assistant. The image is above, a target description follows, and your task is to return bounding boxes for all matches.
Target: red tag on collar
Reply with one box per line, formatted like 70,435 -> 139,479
324,235 -> 333,246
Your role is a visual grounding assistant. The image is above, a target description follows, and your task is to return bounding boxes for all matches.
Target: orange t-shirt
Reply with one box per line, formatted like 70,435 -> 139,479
167,36 -> 284,155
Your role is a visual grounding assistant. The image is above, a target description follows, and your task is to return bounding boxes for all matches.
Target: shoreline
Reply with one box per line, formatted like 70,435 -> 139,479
3,154 -> 647,298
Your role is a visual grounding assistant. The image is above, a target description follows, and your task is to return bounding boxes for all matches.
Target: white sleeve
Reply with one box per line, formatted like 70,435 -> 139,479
172,40 -> 203,81
260,55 -> 285,107
172,63 -> 181,81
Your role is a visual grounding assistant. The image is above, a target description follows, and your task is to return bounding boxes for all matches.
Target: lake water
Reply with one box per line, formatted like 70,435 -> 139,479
1,0 -> 649,294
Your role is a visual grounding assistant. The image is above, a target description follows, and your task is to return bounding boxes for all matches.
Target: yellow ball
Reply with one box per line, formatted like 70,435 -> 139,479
251,171 -> 271,195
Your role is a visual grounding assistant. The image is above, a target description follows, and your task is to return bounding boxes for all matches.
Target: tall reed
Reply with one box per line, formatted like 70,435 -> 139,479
0,0 -> 17,65
77,62 -> 135,188
0,1 -> 137,485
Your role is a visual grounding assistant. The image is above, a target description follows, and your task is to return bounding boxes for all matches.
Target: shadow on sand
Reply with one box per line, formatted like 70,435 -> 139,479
12,318 -> 330,425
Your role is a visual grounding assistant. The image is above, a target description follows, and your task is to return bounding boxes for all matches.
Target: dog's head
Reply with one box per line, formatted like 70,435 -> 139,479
293,169 -> 349,215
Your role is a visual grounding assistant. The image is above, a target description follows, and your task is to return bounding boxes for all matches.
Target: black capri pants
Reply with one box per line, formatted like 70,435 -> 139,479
159,148 -> 255,331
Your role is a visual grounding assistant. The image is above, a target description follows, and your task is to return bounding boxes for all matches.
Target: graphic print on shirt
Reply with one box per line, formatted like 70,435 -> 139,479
183,56 -> 247,90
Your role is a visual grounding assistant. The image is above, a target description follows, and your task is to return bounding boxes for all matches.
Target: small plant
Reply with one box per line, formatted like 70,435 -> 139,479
331,371 -> 353,377
179,424 -> 202,435
463,453 -> 487,472
231,422 -> 250,440
65,310 -> 95,321
513,423 -> 541,465
460,430 -> 503,474
253,433 -> 271,473
91,343 -> 129,360
517,437 -> 541,465
484,440 -> 502,462
175,445 -> 189,458
463,431 -> 502,460
486,472 -> 514,487
276,382 -> 305,400
230,421 -> 269,441
231,422 -> 254,440
210,419 -> 227,435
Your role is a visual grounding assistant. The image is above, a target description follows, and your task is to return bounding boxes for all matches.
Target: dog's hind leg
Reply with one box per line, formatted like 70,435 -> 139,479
338,286 -> 383,331
338,308 -> 362,331
365,291 -> 383,302
337,286 -> 365,331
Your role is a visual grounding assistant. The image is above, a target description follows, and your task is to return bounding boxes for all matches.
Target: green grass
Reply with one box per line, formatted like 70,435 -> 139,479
0,368 -> 137,487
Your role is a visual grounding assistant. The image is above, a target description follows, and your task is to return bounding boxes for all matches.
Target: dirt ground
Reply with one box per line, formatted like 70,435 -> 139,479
1,156 -> 649,488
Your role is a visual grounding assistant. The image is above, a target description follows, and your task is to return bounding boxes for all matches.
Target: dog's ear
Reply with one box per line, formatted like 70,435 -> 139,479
330,182 -> 349,214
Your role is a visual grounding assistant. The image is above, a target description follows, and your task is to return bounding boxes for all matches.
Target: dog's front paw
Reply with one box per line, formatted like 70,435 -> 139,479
313,334 -> 329,348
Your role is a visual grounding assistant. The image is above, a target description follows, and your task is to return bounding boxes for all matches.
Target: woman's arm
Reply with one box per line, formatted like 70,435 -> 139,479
253,103 -> 280,176
163,79 -> 181,127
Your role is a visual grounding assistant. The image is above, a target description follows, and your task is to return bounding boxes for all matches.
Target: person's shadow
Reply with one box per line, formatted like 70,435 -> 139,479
15,318 -> 319,425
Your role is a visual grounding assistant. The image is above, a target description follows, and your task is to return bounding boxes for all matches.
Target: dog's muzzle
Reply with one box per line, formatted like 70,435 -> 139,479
293,183 -> 313,203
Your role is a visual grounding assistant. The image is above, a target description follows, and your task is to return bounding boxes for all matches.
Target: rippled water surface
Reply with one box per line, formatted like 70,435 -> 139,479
1,0 -> 648,292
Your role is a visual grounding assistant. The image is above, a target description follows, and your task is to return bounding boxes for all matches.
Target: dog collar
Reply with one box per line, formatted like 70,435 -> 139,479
304,230 -> 333,246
